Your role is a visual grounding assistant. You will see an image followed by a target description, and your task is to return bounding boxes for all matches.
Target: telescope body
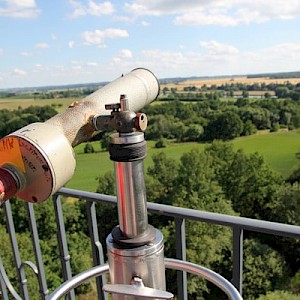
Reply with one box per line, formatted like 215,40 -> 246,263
0,68 -> 160,203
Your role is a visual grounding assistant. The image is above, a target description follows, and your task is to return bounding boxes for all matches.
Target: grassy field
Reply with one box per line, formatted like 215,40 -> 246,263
232,130 -> 300,177
66,140 -> 206,191
66,130 -> 300,192
0,97 -> 78,112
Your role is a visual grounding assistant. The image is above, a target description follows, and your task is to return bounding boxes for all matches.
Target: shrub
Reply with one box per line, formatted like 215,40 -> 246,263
257,290 -> 300,300
84,142 -> 95,153
155,137 -> 167,148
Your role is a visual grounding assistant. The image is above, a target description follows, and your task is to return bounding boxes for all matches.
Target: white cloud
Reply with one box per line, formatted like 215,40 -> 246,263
140,20 -> 149,26
199,40 -> 239,55
86,61 -> 98,66
69,0 -> 114,18
175,10 -> 239,26
51,33 -> 57,40
68,0 -> 85,17
0,0 -> 40,18
264,43 -> 300,56
72,65 -> 82,70
125,0 -> 300,26
82,28 -> 129,47
119,49 -> 133,58
13,68 -> 27,76
255,43 -> 300,71
35,43 -> 50,49
68,41 -> 75,48
136,41 -> 300,78
20,51 -> 33,56
0,49 -> 3,55
113,49 -> 132,63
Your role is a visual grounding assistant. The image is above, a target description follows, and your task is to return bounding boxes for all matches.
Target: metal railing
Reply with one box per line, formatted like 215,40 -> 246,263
1,187 -> 300,300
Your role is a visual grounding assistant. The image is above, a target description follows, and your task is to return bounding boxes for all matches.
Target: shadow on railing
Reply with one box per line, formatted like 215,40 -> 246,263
1,187 -> 300,300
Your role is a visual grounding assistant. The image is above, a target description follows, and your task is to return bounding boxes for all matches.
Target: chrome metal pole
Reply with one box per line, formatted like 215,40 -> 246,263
111,132 -> 148,239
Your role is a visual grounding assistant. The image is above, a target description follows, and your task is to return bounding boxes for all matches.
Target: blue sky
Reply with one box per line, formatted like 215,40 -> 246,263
0,0 -> 300,88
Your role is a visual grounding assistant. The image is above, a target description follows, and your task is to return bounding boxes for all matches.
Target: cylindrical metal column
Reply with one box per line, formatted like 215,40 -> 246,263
114,160 -> 148,238
109,132 -> 156,244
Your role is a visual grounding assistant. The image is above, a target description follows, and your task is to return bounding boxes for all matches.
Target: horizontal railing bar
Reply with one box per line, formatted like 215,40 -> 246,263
57,188 -> 300,239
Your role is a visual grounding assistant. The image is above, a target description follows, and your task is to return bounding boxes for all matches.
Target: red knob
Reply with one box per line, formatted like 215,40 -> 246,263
134,113 -> 148,132
0,167 -> 18,203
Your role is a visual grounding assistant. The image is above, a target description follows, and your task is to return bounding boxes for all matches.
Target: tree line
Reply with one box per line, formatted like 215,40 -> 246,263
143,95 -> 300,144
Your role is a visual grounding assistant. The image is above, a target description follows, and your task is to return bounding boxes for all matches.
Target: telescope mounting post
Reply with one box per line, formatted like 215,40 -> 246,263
91,95 -> 173,299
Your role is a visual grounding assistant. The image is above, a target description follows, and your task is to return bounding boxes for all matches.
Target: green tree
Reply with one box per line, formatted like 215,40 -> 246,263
100,132 -> 111,151
270,122 -> 280,132
204,111 -> 243,141
242,120 -> 257,136
243,239 -> 289,300
290,269 -> 300,294
185,124 -> 204,141
265,183 -> 300,272
204,142 -> 282,220
22,105 -> 57,121
264,92 -> 271,99
239,107 -> 271,130
155,136 -> 167,148
275,86 -> 289,98
84,142 -> 95,153
163,149 -> 235,298
257,290 -> 300,300
242,90 -> 249,98
147,152 -> 178,207
221,151 -> 281,219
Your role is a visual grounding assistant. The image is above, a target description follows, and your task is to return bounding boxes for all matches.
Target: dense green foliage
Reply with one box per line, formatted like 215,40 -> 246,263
0,105 -> 57,137
1,80 -> 300,299
257,290 -> 300,300
144,95 -> 300,142
145,80 -> 300,142
95,142 -> 300,299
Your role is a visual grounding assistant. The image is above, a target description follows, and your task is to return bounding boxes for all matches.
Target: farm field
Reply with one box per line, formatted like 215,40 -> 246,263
66,130 -> 300,192
161,76 -> 300,91
0,97 -> 77,112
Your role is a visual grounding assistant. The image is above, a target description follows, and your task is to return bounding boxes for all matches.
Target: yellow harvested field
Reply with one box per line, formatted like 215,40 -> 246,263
161,77 -> 300,91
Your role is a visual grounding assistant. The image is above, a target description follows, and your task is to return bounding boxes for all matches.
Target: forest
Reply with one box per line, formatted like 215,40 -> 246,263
0,80 -> 300,299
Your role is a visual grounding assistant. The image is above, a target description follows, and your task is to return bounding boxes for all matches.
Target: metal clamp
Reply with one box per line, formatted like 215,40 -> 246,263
103,277 -> 173,299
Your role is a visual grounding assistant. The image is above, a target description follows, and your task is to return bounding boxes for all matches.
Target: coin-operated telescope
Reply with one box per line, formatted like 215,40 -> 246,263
0,68 -> 159,204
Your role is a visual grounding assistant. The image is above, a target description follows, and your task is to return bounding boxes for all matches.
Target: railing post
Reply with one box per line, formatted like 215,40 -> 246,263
86,200 -> 107,300
175,217 -> 188,300
26,203 -> 49,300
0,258 -> 9,300
232,226 -> 243,295
53,194 -> 75,300
3,200 -> 29,300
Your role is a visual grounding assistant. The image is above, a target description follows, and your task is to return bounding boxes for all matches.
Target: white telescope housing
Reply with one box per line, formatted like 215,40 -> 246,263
0,68 -> 160,203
